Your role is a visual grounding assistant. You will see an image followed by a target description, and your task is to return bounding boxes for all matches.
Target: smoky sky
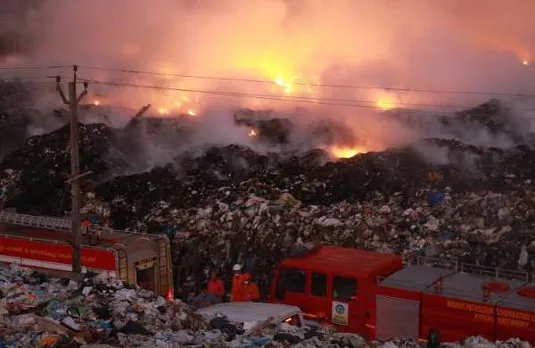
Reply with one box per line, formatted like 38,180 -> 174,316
1,0 -> 535,155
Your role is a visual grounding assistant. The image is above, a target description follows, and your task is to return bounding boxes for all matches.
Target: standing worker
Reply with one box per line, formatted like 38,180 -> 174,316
242,273 -> 260,301
231,264 -> 245,301
231,264 -> 261,302
207,270 -> 225,303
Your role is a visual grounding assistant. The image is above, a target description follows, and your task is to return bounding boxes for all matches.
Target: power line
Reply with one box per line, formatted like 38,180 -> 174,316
0,75 -> 65,82
3,63 -> 535,100
0,65 -> 69,71
81,78 -> 451,110
81,78 -> 460,113
80,78 -> 535,115
78,65 -> 535,99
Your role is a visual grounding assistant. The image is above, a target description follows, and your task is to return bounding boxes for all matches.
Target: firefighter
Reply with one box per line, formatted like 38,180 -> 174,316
207,270 -> 225,303
231,264 -> 261,302
231,264 -> 246,301
242,273 -> 260,302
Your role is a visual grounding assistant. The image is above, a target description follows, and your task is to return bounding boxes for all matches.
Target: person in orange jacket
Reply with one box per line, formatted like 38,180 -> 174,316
242,273 -> 260,301
231,264 -> 246,301
231,264 -> 261,302
207,270 -> 225,303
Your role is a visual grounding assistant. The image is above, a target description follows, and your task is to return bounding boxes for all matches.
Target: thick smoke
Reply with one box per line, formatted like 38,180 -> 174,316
1,0 -> 535,163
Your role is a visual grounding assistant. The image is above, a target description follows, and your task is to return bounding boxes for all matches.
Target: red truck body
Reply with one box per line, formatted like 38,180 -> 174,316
0,234 -> 118,274
270,246 -> 535,343
0,211 -> 174,297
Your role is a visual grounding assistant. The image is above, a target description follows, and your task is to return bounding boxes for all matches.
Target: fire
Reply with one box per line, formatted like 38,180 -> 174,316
330,146 -> 366,159
153,94 -> 199,117
375,96 -> 397,111
275,73 -> 295,95
158,107 -> 170,115
166,289 -> 174,301
93,100 -> 100,106
248,128 -> 257,137
522,59 -> 529,66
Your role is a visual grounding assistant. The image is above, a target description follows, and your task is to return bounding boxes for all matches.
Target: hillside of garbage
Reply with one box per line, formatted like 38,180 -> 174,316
0,89 -> 534,295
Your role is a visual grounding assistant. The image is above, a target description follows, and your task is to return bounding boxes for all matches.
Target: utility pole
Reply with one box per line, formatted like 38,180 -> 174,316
56,65 -> 88,275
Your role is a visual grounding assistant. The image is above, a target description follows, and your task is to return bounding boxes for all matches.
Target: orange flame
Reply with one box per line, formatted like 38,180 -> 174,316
167,289 -> 174,301
248,128 -> 257,137
158,107 -> 170,115
330,146 -> 366,159
275,73 -> 295,95
375,96 -> 397,111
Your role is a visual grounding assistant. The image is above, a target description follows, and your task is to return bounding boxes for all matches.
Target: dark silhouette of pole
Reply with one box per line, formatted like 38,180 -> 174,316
56,65 -> 88,274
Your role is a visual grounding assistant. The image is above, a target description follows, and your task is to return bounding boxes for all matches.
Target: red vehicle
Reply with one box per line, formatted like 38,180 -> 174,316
0,211 -> 174,297
270,246 -> 535,343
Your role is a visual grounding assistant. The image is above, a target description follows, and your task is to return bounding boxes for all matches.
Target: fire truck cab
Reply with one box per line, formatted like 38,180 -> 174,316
0,211 -> 174,297
270,246 -> 403,337
270,246 -> 535,343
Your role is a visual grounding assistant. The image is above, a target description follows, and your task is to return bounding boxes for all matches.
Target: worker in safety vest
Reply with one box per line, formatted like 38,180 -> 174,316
207,270 -> 225,303
242,273 -> 260,302
231,265 -> 261,302
231,264 -> 246,301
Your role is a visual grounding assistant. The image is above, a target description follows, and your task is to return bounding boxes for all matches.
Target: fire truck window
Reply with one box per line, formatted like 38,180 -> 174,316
136,267 -> 155,292
276,268 -> 306,299
311,273 -> 327,297
332,276 -> 357,300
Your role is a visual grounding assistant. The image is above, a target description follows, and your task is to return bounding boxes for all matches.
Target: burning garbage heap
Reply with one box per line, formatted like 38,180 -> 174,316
0,95 -> 535,305
0,264 -> 531,347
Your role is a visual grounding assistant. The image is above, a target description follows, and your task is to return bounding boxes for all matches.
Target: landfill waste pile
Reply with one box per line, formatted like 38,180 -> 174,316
0,85 -> 535,299
0,264 -> 532,348
0,95 -> 535,297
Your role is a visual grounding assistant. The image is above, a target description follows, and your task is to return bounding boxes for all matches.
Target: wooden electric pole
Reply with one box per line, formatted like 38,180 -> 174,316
56,65 -> 88,275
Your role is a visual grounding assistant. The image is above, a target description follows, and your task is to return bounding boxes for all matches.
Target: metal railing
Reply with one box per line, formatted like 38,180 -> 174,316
408,256 -> 459,271
0,210 -> 166,241
406,255 -> 529,283
459,263 -> 529,283
0,211 -> 71,231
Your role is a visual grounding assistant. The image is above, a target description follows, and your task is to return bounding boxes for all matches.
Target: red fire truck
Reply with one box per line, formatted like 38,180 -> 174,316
270,246 -> 535,343
0,211 -> 173,297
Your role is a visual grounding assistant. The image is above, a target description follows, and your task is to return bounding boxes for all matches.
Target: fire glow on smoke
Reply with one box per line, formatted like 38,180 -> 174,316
330,146 -> 367,159
44,0 -> 534,163
154,95 -> 199,117
375,95 -> 398,111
